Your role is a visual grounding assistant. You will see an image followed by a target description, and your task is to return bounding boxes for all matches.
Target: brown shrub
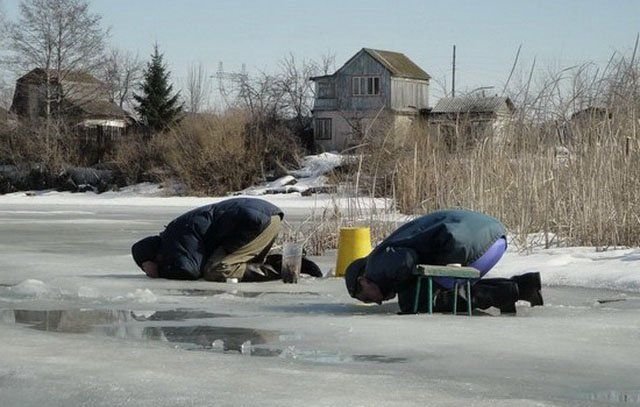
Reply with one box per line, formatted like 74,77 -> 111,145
151,110 -> 304,196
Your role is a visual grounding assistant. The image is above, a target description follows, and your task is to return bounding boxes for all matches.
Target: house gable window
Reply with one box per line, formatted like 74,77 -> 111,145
352,76 -> 380,96
315,118 -> 332,140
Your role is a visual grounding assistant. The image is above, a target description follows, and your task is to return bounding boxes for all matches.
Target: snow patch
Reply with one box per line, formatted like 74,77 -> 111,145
77,286 -> 100,299
115,288 -> 157,303
9,279 -> 52,297
241,153 -> 344,196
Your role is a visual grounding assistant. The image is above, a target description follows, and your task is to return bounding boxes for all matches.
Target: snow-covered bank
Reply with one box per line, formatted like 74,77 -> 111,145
0,183 -> 392,212
490,246 -> 640,293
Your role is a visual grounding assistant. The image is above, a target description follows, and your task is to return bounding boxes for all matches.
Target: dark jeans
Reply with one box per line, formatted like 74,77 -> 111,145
398,277 -> 519,314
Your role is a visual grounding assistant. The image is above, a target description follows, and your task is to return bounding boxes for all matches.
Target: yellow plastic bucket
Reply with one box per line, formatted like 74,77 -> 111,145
335,227 -> 372,277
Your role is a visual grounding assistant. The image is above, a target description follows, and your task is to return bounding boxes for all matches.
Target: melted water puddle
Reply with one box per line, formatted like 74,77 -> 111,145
1,308 -> 406,364
165,288 -> 321,298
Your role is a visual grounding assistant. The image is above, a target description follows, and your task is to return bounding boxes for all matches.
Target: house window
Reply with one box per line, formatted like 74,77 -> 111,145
352,76 -> 380,96
315,118 -> 332,140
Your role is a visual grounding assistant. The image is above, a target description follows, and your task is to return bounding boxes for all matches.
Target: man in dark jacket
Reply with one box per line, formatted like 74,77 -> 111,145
131,198 -> 284,282
345,209 -> 543,314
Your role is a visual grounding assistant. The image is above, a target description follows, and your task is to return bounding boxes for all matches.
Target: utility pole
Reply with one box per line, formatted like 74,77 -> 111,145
452,45 -> 456,97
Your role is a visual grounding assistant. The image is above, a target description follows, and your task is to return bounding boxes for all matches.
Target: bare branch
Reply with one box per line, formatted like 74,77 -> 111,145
183,62 -> 210,114
100,48 -> 143,110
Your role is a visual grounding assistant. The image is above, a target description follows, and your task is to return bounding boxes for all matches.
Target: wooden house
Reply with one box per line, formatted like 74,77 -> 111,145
310,48 -> 430,151
10,68 -> 133,142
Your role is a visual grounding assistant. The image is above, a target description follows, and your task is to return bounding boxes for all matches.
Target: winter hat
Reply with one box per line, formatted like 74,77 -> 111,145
131,236 -> 161,268
344,257 -> 368,298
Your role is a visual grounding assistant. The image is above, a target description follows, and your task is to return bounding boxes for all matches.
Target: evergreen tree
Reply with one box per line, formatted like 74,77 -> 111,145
134,45 -> 183,132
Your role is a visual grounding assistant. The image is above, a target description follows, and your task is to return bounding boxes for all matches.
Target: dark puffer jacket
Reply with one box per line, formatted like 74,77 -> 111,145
131,198 -> 283,280
363,209 -> 506,299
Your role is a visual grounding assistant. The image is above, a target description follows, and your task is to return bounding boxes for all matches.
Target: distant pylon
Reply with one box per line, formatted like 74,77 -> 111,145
215,61 -> 248,108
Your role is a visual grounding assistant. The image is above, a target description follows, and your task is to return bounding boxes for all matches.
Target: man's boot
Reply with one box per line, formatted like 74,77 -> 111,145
243,263 -> 280,282
511,272 -> 543,306
471,280 -> 519,315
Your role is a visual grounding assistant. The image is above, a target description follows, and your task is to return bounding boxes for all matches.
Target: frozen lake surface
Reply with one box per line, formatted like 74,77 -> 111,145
0,194 -> 639,406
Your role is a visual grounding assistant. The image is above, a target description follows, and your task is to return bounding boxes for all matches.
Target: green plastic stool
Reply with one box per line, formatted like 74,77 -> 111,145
413,265 -> 480,316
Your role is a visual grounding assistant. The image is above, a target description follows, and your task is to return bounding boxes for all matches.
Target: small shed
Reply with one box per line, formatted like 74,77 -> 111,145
428,95 -> 515,144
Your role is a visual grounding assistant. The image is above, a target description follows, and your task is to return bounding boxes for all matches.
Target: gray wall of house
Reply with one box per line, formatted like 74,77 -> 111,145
336,51 -> 390,111
313,51 -> 391,151
313,112 -> 352,152
390,77 -> 429,113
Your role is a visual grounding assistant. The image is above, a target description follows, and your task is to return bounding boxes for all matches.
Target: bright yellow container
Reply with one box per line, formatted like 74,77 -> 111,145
335,227 -> 372,277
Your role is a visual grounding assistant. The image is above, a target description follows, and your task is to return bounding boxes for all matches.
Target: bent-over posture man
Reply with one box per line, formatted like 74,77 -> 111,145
132,198 -> 283,282
345,209 -> 543,314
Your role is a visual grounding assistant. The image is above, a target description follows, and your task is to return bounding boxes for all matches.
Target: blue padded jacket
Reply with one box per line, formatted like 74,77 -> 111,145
364,209 -> 506,299
132,198 -> 283,280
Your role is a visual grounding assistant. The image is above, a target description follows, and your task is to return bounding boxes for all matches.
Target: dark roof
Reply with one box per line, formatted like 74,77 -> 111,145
313,48 -> 431,82
362,48 -> 431,80
570,106 -> 610,120
432,96 -> 514,114
308,74 -> 333,81
73,100 -> 129,118
17,68 -> 103,85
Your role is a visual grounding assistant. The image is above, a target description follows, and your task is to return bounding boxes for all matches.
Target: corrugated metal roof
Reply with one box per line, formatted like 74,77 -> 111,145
431,96 -> 514,113
364,48 -> 431,80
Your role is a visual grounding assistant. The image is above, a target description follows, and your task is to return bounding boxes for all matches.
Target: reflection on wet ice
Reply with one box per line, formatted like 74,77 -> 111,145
1,308 -> 408,365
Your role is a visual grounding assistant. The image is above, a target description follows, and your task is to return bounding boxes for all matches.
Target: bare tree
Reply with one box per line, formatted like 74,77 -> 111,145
101,48 -> 143,110
0,1 -> 14,110
276,54 -> 317,125
319,52 -> 336,75
7,0 -> 109,118
0,0 -> 7,43
0,82 -> 11,110
183,62 -> 210,114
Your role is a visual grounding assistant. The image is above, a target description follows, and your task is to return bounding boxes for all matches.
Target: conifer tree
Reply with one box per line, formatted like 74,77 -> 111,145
134,45 -> 183,132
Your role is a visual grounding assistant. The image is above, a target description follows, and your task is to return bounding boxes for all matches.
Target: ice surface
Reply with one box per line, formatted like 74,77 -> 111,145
0,191 -> 639,406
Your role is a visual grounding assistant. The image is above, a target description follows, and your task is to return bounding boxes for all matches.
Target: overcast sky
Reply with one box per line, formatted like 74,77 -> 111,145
2,0 -> 639,103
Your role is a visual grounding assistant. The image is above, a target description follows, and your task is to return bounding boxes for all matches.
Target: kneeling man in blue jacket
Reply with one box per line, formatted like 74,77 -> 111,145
345,209 -> 543,314
131,198 -> 284,282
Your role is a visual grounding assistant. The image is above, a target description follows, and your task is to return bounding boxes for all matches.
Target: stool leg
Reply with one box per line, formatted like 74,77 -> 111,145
428,277 -> 433,315
453,282 -> 458,315
466,280 -> 472,316
413,277 -> 421,313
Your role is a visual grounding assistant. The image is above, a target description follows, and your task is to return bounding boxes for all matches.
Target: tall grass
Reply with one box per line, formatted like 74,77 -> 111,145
375,55 -> 640,249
